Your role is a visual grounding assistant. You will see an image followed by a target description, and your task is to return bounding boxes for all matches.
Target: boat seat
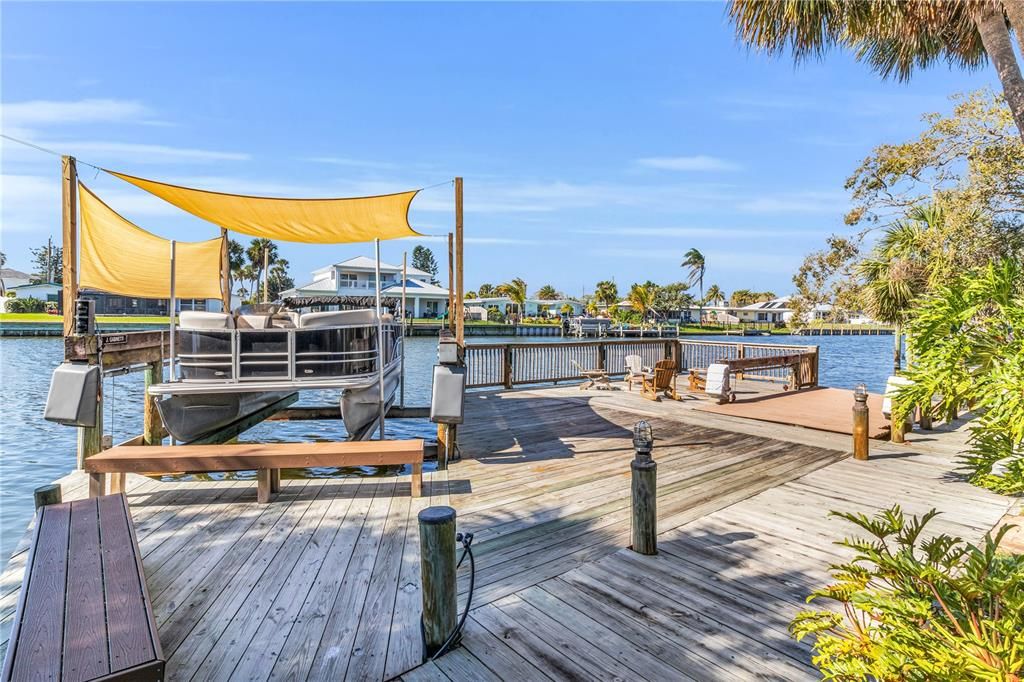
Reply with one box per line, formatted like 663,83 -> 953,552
237,313 -> 271,329
180,311 -> 235,329
299,309 -> 379,328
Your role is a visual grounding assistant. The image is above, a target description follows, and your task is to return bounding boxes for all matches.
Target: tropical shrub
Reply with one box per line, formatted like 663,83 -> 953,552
792,506 -> 1023,681
486,308 -> 504,323
5,296 -> 47,313
894,258 -> 1024,494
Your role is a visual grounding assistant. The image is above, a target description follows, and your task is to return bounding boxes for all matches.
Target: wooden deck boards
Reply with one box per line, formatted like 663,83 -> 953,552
1,380 -> 1013,681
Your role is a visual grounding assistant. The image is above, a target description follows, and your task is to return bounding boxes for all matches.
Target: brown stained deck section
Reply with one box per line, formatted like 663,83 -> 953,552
696,386 -> 891,439
0,381 -> 1014,681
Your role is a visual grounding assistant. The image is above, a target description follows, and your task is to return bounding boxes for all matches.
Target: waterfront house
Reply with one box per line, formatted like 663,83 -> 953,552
281,256 -> 451,318
465,296 -> 585,318
0,268 -> 31,296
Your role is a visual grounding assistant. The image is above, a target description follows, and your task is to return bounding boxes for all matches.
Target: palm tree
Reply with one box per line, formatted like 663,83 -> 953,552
681,248 -> 706,323
627,282 -> 658,322
703,284 -> 725,306
593,280 -> 619,313
728,0 -> 1024,140
730,288 -> 757,307
497,278 -> 528,320
477,283 -> 495,298
858,216 -> 931,373
535,284 -> 559,300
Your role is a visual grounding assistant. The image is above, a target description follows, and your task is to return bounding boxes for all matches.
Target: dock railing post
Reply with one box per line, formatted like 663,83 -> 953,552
630,421 -> 657,555
502,345 -> 513,389
34,484 -> 62,509
853,383 -> 869,461
419,506 -> 458,659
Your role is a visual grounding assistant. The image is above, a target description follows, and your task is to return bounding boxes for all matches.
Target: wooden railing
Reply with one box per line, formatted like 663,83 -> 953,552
464,338 -> 819,389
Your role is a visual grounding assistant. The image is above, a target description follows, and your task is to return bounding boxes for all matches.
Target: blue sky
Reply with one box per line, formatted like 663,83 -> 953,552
1,2 -> 996,299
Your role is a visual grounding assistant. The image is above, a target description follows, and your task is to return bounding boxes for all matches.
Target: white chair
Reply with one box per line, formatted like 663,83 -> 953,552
624,354 -> 648,391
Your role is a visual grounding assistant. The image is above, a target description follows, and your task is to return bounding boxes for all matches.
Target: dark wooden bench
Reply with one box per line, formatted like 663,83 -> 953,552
2,494 -> 164,682
83,439 -> 426,502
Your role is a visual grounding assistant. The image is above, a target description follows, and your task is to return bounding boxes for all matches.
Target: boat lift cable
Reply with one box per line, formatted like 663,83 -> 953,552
423,531 -> 475,661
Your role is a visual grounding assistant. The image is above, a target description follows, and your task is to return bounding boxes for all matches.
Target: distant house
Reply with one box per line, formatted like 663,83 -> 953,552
281,256 -> 451,318
465,296 -> 584,318
2,282 -> 222,315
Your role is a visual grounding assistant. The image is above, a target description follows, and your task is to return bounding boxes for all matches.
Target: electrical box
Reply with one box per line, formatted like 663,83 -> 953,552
430,365 -> 466,424
438,335 -> 461,365
43,362 -> 100,427
74,299 -> 96,335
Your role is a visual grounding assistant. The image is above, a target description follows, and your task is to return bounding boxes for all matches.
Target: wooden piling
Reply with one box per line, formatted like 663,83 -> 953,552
455,177 -> 464,346
419,506 -> 458,658
77,387 -> 103,470
143,359 -> 163,445
61,156 -> 78,339
852,394 -> 869,461
34,484 -> 61,509
630,455 -> 657,555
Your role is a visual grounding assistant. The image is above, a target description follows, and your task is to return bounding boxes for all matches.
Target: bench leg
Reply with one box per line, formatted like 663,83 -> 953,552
108,472 -> 127,494
270,468 -> 281,494
411,462 -> 422,498
88,472 -> 106,498
257,469 -> 272,503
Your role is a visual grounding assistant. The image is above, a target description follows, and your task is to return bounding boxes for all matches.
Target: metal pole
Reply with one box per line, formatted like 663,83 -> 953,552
375,238 -> 385,440
263,245 -> 270,303
168,240 -> 177,382
401,252 -> 407,410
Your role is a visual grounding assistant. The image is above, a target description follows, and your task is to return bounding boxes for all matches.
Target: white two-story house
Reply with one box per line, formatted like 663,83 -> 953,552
281,256 -> 451,318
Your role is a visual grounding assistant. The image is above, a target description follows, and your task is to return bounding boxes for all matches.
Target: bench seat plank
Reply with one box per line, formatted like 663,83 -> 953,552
9,504 -> 71,681
65,501 -> 108,681
97,495 -> 159,673
83,440 -> 425,474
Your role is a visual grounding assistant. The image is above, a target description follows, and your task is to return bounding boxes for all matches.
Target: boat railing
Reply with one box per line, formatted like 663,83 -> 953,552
464,338 -> 819,389
176,322 -> 401,383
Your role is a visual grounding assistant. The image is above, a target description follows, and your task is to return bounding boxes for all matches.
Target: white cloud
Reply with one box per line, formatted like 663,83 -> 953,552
302,156 -> 400,170
2,98 -> 154,128
50,141 -> 249,163
0,174 -> 60,234
737,191 -> 847,214
634,155 -> 741,172
573,226 -> 823,239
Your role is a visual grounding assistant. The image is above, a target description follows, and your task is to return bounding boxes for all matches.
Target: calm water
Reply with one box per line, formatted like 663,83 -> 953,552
0,332 -> 896,559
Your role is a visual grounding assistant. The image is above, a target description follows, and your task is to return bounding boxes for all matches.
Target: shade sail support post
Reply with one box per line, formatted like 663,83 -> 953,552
220,228 -> 230,312
375,238 -> 386,441
168,240 -> 177,382
455,177 -> 464,346
61,156 -> 79,340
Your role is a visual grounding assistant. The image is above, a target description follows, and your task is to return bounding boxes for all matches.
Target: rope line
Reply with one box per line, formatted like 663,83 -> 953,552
1,133 -> 454,192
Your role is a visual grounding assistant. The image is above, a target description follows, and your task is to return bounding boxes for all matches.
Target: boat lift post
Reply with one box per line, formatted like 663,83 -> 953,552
401,252 -> 407,410
375,238 -> 386,440
168,239 -> 177,383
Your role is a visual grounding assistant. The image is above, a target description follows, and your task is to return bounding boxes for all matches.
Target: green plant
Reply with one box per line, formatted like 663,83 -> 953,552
894,258 -> 1024,494
5,296 -> 46,314
486,307 -> 504,323
792,506 -> 1023,681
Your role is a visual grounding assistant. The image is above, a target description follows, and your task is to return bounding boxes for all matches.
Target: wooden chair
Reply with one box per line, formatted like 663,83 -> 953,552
624,354 -> 648,391
641,359 -> 681,401
570,359 -> 611,390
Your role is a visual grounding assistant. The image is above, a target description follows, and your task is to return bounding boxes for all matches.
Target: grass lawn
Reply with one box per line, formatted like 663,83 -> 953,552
0,313 -> 173,324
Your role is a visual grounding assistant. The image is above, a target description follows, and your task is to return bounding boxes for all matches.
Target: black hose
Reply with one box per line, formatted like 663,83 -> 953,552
429,531 -> 475,660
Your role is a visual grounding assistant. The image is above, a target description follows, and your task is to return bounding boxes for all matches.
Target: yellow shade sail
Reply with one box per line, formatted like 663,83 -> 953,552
78,183 -> 224,300
106,170 -> 422,244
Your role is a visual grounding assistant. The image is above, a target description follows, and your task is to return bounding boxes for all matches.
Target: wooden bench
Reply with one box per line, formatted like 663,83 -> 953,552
2,494 -> 164,682
83,439 -> 426,503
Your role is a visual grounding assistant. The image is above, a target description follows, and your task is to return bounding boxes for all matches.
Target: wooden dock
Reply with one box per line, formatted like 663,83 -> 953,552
1,380 -> 1014,681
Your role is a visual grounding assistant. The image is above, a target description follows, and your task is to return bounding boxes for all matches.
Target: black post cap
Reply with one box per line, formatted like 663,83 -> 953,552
418,505 -> 456,525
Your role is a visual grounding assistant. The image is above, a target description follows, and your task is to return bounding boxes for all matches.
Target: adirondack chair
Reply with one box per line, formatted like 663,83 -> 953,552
641,359 -> 680,401
570,359 -> 611,390
624,354 -> 648,391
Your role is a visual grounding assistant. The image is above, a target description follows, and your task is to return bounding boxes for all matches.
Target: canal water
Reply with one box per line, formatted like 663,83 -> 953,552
0,333 -> 896,560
